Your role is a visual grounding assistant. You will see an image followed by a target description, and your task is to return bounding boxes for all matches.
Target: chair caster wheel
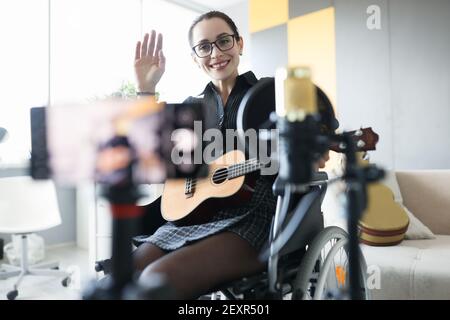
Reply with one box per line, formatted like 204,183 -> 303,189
62,277 -> 71,287
7,290 -> 18,300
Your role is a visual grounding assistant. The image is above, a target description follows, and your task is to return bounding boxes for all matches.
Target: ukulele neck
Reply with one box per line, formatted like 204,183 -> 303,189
227,158 -> 262,179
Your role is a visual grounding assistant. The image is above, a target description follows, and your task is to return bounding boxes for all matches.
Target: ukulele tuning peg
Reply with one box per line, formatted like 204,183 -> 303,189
357,140 -> 366,148
355,129 -> 363,136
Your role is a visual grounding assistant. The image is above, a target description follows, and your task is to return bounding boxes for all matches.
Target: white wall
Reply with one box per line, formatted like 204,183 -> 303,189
335,0 -> 450,170
221,0 -> 252,75
389,0 -> 450,169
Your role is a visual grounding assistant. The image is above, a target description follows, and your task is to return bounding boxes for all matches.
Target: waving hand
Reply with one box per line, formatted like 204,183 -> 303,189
134,30 -> 166,93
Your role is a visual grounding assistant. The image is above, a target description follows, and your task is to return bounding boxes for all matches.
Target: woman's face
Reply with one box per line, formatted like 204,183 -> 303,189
191,17 -> 243,82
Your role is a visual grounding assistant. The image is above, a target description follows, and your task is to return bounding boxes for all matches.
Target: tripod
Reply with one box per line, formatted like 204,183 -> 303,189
82,137 -> 174,300
83,181 -> 175,300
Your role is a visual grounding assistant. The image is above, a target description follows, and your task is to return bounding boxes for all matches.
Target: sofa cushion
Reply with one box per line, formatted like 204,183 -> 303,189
402,206 -> 435,240
361,235 -> 450,299
396,170 -> 450,236
382,171 -> 435,240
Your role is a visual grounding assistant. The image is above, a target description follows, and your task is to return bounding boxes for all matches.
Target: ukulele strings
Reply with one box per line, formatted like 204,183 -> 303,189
186,158 -> 261,189
190,159 -> 260,187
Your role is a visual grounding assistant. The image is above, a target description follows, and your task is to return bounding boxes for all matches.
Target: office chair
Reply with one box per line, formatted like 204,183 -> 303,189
0,176 -> 71,300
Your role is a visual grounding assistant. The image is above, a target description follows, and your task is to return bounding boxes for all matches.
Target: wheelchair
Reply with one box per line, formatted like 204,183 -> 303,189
94,173 -> 371,300
206,173 -> 371,300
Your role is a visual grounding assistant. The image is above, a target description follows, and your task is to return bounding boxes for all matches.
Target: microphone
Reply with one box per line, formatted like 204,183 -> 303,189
275,66 -> 321,185
275,67 -> 317,119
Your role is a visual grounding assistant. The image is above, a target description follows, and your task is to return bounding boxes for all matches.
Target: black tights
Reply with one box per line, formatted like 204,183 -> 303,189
101,199 -> 265,299
132,232 -> 265,299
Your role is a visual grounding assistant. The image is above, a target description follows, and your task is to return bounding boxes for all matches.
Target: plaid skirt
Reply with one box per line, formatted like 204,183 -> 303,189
133,177 -> 277,252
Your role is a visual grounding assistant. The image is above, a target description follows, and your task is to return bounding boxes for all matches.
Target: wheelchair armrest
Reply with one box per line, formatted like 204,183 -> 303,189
311,171 -> 328,182
273,172 -> 329,196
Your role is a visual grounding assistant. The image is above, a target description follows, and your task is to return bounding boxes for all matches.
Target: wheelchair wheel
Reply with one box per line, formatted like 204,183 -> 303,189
291,226 -> 370,300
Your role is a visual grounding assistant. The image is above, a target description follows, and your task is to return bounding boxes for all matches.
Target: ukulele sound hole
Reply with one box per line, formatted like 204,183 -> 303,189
212,168 -> 228,185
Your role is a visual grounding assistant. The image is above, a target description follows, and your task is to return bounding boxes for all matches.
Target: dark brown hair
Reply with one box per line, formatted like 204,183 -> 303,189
188,11 -> 240,47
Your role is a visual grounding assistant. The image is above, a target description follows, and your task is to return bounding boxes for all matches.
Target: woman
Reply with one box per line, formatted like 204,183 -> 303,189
131,11 -> 330,299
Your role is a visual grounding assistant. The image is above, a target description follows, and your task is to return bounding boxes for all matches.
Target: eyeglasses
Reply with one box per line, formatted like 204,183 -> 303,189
192,34 -> 237,58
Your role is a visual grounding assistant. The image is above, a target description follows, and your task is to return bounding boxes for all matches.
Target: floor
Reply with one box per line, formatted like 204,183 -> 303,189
0,244 -> 92,300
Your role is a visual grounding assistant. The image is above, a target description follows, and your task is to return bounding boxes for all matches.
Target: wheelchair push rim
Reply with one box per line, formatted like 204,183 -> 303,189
291,226 -> 371,300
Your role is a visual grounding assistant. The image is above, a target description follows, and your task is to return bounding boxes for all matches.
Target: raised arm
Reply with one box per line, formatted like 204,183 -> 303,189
134,30 -> 166,93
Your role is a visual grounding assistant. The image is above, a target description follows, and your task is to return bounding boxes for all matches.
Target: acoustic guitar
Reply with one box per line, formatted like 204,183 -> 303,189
161,127 -> 379,226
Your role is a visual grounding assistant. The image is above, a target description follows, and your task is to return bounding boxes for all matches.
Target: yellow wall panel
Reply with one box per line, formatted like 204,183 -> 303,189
287,7 -> 336,109
287,7 -> 339,172
249,0 -> 289,33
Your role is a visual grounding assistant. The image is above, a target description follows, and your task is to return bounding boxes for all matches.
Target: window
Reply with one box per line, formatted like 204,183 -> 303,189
142,0 -> 208,102
0,0 -> 204,166
0,0 -> 48,165
50,0 -> 141,104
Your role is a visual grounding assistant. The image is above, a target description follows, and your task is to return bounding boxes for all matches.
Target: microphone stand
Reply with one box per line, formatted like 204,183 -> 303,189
337,133 -> 384,300
266,124 -> 384,300
267,115 -> 324,297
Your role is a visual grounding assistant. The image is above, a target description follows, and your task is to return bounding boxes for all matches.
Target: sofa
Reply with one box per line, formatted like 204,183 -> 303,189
360,170 -> 450,300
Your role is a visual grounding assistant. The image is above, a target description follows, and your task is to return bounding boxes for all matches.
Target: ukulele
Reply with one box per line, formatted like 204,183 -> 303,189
161,127 -> 379,226
356,155 -> 409,246
359,183 -> 410,246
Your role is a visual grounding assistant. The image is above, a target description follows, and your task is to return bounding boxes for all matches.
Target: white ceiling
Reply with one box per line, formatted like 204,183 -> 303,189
190,0 -> 246,10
